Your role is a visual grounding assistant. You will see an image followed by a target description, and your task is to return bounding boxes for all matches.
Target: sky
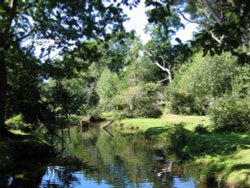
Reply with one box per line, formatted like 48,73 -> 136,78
123,0 -> 199,44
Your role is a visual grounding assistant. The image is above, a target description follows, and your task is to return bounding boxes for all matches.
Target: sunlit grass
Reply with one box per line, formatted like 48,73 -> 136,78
119,114 -> 211,132
196,149 -> 250,187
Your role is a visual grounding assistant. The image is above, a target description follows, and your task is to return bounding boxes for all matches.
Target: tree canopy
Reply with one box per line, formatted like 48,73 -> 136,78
1,0 -> 249,135
0,0 -> 133,133
145,0 -> 250,62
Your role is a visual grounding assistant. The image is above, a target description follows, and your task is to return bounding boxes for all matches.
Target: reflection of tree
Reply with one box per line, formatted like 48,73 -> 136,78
58,126 -> 172,187
0,126 -> 197,187
0,164 -> 45,187
53,126 -> 197,187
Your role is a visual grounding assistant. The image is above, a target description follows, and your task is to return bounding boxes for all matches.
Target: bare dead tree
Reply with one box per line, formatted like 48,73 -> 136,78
144,50 -> 172,83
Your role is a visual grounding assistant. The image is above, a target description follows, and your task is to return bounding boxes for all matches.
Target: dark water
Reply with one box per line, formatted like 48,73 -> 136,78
0,124 -> 207,188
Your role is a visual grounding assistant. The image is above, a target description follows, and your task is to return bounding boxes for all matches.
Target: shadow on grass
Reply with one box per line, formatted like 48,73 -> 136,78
143,125 -> 250,187
143,125 -> 250,157
191,132 -> 250,155
230,164 -> 250,171
144,126 -> 170,139
222,164 -> 250,186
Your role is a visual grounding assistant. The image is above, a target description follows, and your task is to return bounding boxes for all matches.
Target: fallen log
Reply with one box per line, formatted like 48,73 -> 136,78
101,120 -> 114,137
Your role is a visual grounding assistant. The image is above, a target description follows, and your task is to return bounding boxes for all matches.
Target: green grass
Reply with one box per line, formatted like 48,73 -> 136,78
196,149 -> 250,187
116,114 -> 250,187
222,149 -> 250,186
118,114 -> 211,132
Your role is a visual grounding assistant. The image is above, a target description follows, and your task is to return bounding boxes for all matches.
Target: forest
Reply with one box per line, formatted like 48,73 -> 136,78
0,0 -> 249,187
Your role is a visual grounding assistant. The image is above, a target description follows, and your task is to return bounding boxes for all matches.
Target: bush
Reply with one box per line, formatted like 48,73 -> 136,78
5,114 -> 32,132
89,109 -> 106,122
113,83 -> 163,118
170,90 -> 202,115
170,52 -> 237,115
165,123 -> 190,159
194,124 -> 209,134
209,96 -> 250,132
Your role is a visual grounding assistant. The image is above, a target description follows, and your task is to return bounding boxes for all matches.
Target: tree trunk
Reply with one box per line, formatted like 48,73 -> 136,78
0,50 -> 7,134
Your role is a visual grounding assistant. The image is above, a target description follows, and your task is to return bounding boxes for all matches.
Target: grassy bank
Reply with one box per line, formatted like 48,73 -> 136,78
115,114 -> 250,187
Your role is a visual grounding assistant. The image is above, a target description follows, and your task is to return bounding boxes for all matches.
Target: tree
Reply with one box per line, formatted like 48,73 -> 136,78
144,19 -> 191,84
145,0 -> 250,63
170,51 -> 237,114
96,67 -> 119,111
0,0 -> 131,134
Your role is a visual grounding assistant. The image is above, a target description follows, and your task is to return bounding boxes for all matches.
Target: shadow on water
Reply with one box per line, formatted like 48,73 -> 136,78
0,124 -> 208,188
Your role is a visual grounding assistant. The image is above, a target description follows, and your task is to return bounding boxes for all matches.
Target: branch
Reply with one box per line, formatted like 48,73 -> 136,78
203,0 -> 222,24
156,78 -> 168,83
144,50 -> 172,82
229,0 -> 236,7
154,61 -> 172,82
209,30 -> 224,44
176,9 -> 200,25
143,50 -> 153,58
159,55 -> 171,69
101,120 -> 114,137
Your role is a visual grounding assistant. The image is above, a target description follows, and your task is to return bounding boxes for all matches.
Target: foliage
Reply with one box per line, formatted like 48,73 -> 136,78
209,95 -> 250,132
144,123 -> 190,159
170,89 -> 201,115
145,0 -> 250,63
5,48 -> 50,124
88,109 -> 106,122
114,82 -> 163,118
96,67 -> 119,111
194,124 -> 209,134
231,64 -> 250,98
5,114 -> 32,133
41,78 -> 91,116
0,0 -> 131,132
170,52 -> 237,114
164,123 -> 190,158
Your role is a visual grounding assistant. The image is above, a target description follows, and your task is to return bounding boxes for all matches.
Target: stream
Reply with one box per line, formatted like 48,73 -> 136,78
0,124 -> 207,188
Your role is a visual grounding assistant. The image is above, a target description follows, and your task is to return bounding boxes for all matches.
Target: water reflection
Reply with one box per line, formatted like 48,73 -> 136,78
0,125 -> 206,188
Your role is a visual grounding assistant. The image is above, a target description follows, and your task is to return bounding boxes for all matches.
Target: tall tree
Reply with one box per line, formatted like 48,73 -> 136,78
145,0 -> 250,62
0,0 -> 133,134
144,19 -> 191,83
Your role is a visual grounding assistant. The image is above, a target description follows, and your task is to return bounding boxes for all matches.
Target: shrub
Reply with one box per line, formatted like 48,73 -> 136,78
209,96 -> 250,132
89,109 -> 106,122
5,114 -> 32,132
113,83 -> 163,118
194,124 -> 209,134
170,89 -> 201,115
170,52 -> 237,115
165,123 -> 190,159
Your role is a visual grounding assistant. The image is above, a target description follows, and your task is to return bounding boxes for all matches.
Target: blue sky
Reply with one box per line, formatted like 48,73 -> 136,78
123,0 -> 198,44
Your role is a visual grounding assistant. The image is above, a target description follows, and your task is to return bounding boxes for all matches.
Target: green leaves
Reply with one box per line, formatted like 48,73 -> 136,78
146,0 -> 250,63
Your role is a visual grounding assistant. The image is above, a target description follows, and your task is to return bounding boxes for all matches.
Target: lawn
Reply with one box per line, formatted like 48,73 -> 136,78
119,114 -> 211,132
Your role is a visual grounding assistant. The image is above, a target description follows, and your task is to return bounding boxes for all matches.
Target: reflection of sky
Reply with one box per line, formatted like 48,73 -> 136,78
39,167 -> 154,188
172,176 -> 196,188
39,166 -> 196,188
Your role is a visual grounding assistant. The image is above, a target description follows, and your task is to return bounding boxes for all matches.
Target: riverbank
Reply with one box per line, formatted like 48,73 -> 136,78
114,114 -> 250,187
0,132 -> 54,172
